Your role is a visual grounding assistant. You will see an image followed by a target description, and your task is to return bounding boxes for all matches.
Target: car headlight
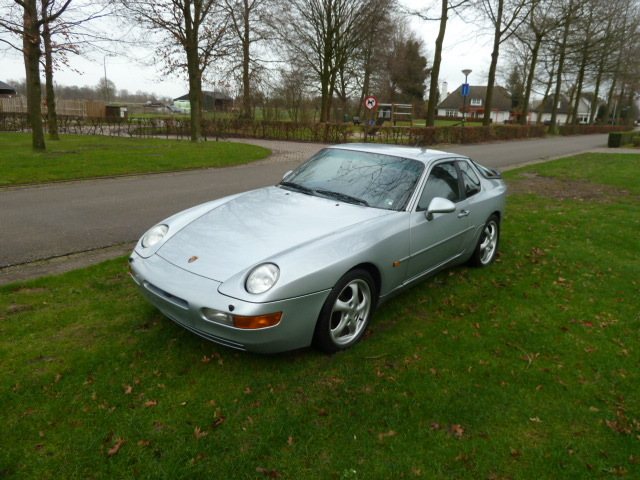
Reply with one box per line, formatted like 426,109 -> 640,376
246,263 -> 280,294
141,224 -> 169,248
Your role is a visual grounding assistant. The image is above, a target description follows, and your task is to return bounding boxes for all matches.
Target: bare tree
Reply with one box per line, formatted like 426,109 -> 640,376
0,0 -> 72,150
279,0 -> 374,122
114,0 -> 232,142
508,0 -> 563,124
476,0 -> 532,126
222,0 -> 272,119
408,0 -> 471,126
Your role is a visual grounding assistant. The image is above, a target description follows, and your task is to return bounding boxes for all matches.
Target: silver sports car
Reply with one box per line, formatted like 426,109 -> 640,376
130,144 -> 506,353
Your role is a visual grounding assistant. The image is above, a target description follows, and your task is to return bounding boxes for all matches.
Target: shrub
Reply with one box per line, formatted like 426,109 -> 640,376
560,124 -> 634,136
608,130 -> 639,148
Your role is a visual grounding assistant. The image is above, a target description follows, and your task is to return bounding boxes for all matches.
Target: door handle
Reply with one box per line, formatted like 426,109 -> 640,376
458,210 -> 469,218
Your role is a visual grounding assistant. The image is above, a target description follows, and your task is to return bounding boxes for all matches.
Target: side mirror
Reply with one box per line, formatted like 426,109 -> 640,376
425,197 -> 456,221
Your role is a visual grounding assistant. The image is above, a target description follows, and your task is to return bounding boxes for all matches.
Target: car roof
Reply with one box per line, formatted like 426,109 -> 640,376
327,143 -> 463,166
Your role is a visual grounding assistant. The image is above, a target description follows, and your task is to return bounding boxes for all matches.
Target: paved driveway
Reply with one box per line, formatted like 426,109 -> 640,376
0,134 -> 615,284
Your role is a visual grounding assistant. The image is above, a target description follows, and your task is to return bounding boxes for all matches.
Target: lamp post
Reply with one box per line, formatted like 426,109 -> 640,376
461,69 -> 472,127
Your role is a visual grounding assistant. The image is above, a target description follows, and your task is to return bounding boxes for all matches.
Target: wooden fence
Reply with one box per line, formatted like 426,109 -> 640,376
0,97 -> 105,117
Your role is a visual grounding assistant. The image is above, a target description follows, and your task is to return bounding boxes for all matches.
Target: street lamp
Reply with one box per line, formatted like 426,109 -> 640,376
461,69 -> 472,127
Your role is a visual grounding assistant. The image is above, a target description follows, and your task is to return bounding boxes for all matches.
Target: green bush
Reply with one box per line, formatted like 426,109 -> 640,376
608,130 -> 639,147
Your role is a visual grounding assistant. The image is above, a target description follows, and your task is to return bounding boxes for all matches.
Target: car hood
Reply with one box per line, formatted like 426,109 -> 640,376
157,186 -> 393,282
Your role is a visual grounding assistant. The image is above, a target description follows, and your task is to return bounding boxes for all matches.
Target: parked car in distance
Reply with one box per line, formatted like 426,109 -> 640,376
129,144 -> 507,353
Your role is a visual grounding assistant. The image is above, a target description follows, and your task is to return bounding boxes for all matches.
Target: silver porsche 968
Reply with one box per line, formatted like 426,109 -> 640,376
129,144 -> 506,353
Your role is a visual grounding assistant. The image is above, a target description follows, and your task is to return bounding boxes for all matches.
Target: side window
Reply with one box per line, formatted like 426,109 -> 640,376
459,160 -> 481,197
417,162 -> 462,210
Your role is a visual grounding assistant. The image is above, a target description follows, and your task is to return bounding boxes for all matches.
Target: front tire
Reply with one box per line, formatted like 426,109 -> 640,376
469,214 -> 500,267
313,269 -> 377,353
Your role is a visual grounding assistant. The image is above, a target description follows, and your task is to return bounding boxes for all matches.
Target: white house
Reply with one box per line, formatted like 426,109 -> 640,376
437,85 -> 512,124
533,93 -> 604,124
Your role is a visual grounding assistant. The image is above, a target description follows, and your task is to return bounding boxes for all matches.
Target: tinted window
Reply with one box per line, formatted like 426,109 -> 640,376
459,160 -> 481,197
417,162 -> 461,210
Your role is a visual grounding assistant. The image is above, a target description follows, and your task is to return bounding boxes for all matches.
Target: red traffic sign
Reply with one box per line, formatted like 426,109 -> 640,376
364,96 -> 378,110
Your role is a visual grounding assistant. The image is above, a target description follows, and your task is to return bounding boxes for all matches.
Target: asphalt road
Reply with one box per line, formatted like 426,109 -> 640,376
0,134 -> 609,271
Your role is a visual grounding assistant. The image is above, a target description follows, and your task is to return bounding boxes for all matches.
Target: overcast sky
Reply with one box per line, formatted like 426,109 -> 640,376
2,1 -> 496,100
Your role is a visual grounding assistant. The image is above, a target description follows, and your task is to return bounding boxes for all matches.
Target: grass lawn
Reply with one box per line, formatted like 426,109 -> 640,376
0,133 -> 271,185
1,152 -> 639,479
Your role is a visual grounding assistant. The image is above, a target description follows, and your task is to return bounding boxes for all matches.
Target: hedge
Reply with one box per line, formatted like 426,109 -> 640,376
608,130 -> 639,148
559,124 -> 635,136
0,111 -> 631,147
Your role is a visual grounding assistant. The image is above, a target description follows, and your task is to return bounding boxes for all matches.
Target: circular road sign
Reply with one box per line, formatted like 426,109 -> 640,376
364,96 -> 378,110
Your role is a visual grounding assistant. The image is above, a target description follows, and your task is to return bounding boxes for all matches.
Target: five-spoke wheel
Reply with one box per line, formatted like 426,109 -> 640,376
469,214 -> 500,267
314,269 -> 377,353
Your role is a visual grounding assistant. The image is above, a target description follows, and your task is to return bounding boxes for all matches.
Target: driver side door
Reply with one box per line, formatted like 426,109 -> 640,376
405,161 -> 470,282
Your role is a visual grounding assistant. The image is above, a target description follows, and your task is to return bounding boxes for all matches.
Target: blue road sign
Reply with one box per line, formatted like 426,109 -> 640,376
461,83 -> 470,96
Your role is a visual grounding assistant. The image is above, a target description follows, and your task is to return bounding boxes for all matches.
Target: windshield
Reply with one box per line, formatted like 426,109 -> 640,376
279,148 -> 424,211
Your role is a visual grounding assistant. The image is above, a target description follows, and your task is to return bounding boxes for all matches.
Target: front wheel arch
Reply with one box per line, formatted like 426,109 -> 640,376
313,268 -> 378,354
468,213 -> 501,268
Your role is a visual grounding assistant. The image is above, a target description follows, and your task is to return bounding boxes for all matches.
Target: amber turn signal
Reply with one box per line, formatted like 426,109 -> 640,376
234,312 -> 283,329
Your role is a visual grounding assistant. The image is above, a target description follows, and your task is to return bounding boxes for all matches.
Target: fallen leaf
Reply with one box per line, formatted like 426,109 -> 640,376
529,417 -> 542,423
137,440 -> 151,446
256,467 -> 282,478
447,425 -> 466,438
194,427 -> 208,439
287,436 -> 294,446
107,439 -> 126,457
144,399 -> 157,408
123,385 -> 132,395
378,430 -> 397,441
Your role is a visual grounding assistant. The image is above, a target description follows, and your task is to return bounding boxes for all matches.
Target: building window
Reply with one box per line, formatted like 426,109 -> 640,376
578,114 -> 589,124
470,98 -> 482,106
445,109 -> 458,117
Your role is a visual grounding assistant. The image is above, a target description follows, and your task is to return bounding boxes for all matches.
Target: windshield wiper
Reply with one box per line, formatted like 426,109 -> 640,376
315,189 -> 369,206
279,181 -> 315,195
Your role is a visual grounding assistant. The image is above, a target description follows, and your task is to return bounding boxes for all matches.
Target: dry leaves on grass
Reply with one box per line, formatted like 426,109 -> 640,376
194,427 -> 208,439
256,467 -> 282,478
378,430 -> 397,441
107,439 -> 126,457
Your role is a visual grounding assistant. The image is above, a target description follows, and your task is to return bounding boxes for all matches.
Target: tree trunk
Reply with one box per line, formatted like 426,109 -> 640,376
549,1 -> 572,130
624,89 -> 634,126
240,0 -> 252,119
426,0 -> 448,127
483,0 -> 503,126
519,35 -> 541,125
23,0 -> 46,151
41,13 -> 59,140
589,58 -> 604,124
184,0 -> 203,142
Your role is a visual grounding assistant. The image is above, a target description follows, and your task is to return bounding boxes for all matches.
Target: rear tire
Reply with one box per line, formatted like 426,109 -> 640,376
313,269 -> 377,353
469,214 -> 500,267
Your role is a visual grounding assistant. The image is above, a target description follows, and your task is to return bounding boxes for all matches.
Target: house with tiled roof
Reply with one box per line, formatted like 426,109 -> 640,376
533,93 -> 604,124
437,85 -> 512,124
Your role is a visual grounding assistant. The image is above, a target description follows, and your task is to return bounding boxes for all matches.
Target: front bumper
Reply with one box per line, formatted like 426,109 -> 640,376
129,252 -> 330,353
